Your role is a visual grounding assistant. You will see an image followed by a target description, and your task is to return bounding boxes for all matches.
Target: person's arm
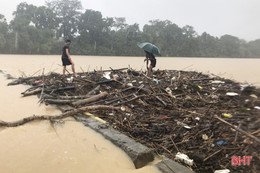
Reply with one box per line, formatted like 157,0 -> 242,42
65,48 -> 71,59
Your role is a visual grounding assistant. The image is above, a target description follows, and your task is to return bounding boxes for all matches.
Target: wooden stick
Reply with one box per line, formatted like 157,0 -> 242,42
45,99 -> 73,105
154,95 -> 167,107
251,129 -> 260,135
73,92 -> 108,106
86,85 -> 100,95
100,67 -> 128,73
170,136 -> 180,152
156,143 -> 172,154
214,115 -> 260,144
22,88 -> 42,96
0,105 -> 120,127
233,122 -> 241,143
113,94 -> 146,106
203,149 -> 223,162
39,68 -> 45,102
56,95 -> 91,100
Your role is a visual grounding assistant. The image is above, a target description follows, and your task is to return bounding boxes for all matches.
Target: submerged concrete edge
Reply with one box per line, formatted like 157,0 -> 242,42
74,115 -> 154,169
155,158 -> 194,173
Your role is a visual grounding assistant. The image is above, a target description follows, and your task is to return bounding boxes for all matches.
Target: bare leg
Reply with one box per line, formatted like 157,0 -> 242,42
71,64 -> 77,77
63,66 -> 66,77
148,65 -> 153,76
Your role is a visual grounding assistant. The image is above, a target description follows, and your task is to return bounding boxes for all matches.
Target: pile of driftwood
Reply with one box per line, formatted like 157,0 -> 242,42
4,68 -> 260,172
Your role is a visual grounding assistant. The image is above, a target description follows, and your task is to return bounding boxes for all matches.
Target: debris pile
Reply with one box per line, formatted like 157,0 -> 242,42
6,68 -> 260,172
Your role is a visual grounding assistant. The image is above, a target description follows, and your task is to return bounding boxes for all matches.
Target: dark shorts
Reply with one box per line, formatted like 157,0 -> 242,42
62,57 -> 73,66
150,59 -> 156,68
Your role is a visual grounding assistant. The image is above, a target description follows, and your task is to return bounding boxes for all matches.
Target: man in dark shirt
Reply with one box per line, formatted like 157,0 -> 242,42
144,51 -> 156,76
61,39 -> 77,77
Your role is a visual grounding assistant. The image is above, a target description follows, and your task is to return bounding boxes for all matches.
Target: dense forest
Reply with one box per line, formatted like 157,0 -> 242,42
0,0 -> 260,57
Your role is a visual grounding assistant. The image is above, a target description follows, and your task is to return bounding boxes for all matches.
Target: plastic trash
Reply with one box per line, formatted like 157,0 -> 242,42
211,95 -> 217,99
160,116 -> 169,119
216,141 -> 228,145
211,80 -> 225,84
212,87 -> 216,90
66,76 -> 73,83
250,94 -> 258,99
226,92 -> 239,96
183,125 -> 191,129
214,169 -> 230,173
176,121 -> 191,129
120,107 -> 126,111
175,152 -> 194,166
240,84 -> 249,91
165,87 -> 175,98
202,134 -> 209,141
153,79 -> 159,83
132,80 -> 137,83
222,113 -> 232,118
171,77 -> 176,81
254,106 -> 260,110
198,85 -> 203,90
32,80 -> 43,86
195,117 -> 200,121
103,72 -> 111,80
127,83 -> 133,87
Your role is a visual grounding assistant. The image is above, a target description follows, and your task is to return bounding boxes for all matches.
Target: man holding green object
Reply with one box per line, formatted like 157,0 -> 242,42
144,51 -> 156,76
138,42 -> 160,76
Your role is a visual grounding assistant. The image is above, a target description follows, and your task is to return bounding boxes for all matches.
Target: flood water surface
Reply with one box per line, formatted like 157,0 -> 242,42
0,55 -> 259,173
0,55 -> 161,173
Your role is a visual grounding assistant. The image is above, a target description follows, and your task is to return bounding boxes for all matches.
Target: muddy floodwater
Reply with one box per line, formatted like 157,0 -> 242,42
0,55 -> 162,173
0,55 -> 260,173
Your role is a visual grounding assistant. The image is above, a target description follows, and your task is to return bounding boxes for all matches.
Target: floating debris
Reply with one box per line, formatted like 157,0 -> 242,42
226,92 -> 239,96
5,68 -> 260,173
175,152 -> 194,166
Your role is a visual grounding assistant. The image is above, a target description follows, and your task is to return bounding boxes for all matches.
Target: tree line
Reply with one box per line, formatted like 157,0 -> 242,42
0,0 -> 259,58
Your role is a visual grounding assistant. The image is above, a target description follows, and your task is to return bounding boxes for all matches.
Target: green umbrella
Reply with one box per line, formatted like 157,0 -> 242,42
137,42 -> 161,56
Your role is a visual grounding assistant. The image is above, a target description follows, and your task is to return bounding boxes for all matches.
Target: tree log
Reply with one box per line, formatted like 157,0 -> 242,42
44,99 -> 73,104
0,105 -> 120,127
72,92 -> 108,106
86,85 -> 100,95
22,88 -> 42,96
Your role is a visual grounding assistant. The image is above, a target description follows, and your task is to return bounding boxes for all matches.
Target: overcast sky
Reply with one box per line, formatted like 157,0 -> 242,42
1,0 -> 260,41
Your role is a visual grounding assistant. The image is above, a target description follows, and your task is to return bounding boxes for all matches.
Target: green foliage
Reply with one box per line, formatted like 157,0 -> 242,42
0,14 -> 8,53
46,0 -> 82,39
1,0 -> 260,58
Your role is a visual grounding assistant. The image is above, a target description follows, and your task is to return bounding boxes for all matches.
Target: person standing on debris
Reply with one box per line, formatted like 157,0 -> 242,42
61,39 -> 77,77
144,51 -> 156,76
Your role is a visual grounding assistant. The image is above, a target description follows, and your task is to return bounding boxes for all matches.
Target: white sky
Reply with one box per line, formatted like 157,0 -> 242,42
1,0 -> 260,41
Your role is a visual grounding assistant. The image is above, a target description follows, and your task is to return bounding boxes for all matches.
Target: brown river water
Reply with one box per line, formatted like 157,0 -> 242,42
0,55 -> 260,173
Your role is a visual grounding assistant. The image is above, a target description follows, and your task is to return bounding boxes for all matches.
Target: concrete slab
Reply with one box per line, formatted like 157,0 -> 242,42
75,116 -> 154,169
156,158 -> 194,173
